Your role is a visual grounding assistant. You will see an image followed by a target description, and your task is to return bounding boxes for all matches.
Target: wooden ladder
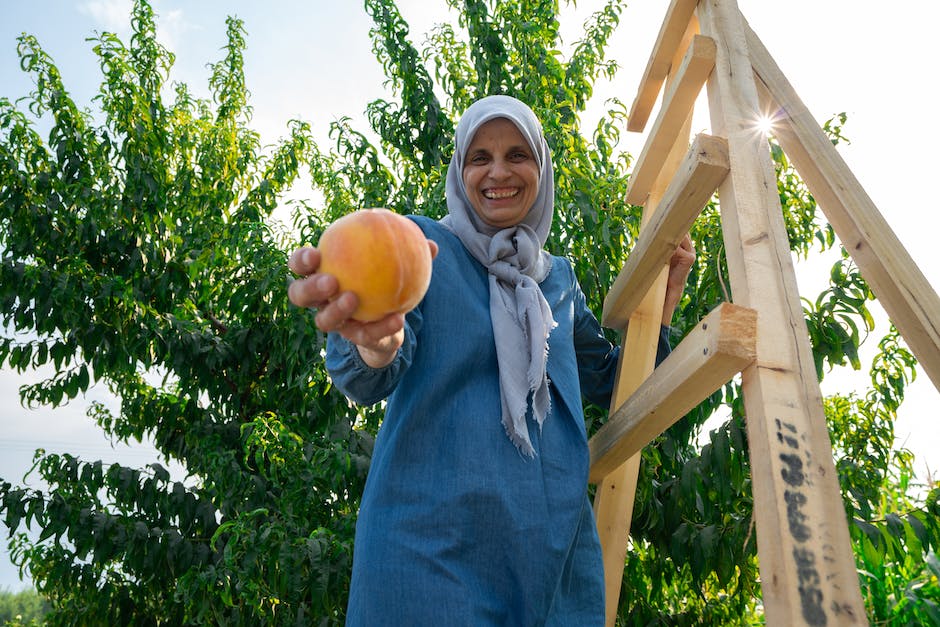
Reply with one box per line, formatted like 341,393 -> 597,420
590,1 -> 940,625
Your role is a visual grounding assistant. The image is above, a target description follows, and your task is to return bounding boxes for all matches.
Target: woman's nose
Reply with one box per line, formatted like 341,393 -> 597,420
487,159 -> 511,180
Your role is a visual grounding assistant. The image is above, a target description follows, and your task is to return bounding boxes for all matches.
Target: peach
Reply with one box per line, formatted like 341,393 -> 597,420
317,208 -> 433,322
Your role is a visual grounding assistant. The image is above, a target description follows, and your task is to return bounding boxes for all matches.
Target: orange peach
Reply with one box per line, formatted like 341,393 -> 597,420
317,208 -> 433,322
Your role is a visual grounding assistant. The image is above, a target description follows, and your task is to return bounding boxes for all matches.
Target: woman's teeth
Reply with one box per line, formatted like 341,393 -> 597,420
484,189 -> 518,199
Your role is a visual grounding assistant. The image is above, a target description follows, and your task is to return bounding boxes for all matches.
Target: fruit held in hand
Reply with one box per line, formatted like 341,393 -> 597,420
317,208 -> 433,322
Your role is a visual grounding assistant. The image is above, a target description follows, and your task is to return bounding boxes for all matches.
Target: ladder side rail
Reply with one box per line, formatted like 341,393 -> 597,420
697,1 -> 867,624
745,22 -> 940,391
593,282 -> 668,627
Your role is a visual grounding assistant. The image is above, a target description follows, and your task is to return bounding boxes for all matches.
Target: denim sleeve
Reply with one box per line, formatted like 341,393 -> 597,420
324,306 -> 423,406
655,325 -> 672,366
574,282 -> 673,408
572,280 -> 619,408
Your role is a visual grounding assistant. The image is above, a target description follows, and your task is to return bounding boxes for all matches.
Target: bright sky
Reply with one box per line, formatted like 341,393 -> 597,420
1,0 -> 938,592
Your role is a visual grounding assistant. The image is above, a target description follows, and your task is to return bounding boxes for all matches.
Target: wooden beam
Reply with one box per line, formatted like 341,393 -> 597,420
697,2 -> 867,624
593,281 -> 667,627
593,5 -> 707,621
627,0 -> 699,132
745,21 -> 940,392
590,303 -> 756,482
604,134 -> 729,329
626,35 -> 717,206
593,18 -> 697,625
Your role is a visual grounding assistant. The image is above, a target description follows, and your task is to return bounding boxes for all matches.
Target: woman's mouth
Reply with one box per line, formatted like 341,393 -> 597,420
483,188 -> 519,200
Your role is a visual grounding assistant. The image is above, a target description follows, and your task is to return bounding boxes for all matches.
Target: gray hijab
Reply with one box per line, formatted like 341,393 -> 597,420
441,95 -> 556,457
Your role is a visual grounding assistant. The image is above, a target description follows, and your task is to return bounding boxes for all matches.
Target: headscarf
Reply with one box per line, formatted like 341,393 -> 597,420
440,95 -> 556,457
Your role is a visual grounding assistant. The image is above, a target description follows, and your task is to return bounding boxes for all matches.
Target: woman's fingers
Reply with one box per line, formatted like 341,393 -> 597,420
288,244 -> 411,363
288,246 -> 320,276
313,291 -> 358,332
668,234 -> 696,280
340,312 -> 406,348
288,272 -> 340,309
287,246 -> 342,310
340,313 -> 406,368
662,234 -> 696,326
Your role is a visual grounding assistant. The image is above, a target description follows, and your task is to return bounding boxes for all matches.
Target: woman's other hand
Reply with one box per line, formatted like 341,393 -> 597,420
662,233 -> 696,326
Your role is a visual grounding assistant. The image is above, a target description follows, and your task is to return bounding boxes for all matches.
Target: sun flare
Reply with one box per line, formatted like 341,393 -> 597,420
754,114 -> 777,137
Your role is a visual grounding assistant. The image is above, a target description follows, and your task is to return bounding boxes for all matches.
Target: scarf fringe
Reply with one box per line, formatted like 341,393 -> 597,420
502,377 -> 553,459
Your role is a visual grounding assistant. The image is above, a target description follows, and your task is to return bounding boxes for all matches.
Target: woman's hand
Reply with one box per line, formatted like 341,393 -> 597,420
662,233 -> 696,326
287,246 -> 405,367
287,240 -> 438,368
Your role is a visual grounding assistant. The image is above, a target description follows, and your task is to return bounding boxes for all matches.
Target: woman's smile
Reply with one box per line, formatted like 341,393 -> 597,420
483,188 -> 520,200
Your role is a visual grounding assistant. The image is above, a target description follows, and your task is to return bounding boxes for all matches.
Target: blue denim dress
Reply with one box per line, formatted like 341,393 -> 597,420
328,217 -> 668,626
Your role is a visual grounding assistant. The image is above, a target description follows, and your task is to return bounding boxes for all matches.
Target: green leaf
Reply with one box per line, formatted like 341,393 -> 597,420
907,512 -> 930,549
927,551 -> 940,579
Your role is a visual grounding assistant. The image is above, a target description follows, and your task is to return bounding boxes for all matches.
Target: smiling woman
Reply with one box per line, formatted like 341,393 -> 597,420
285,93 -> 692,624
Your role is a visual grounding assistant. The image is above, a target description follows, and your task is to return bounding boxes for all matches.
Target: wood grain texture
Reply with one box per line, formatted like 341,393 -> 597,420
604,134 -> 729,329
590,303 -> 756,482
698,1 -> 867,623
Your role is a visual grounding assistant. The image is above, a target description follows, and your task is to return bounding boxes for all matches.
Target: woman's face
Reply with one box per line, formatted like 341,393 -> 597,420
462,117 -> 540,229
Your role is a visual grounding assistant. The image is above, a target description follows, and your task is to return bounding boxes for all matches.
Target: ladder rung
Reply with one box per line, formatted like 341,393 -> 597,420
627,33 -> 717,206
589,302 -> 757,483
627,0 -> 700,132
603,134 -> 729,330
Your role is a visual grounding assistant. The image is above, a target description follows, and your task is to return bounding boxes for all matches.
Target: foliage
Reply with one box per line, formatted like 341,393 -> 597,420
0,587 -> 49,625
0,0 -> 936,624
827,327 -> 940,625
1,1 -> 364,623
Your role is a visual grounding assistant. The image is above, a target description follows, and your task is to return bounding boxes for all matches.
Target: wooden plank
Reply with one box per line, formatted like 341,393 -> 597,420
626,35 -> 717,206
593,282 -> 667,627
604,134 -> 729,329
627,0 -> 699,132
589,303 -> 756,482
697,2 -> 867,624
745,22 -> 940,392
593,26 -> 697,627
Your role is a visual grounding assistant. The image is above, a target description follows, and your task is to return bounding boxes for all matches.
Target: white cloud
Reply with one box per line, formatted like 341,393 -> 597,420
77,1 -> 196,60
152,7 -> 197,60
78,0 -> 135,36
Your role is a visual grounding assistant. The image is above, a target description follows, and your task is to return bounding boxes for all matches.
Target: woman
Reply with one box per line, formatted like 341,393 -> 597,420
288,95 -> 694,625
